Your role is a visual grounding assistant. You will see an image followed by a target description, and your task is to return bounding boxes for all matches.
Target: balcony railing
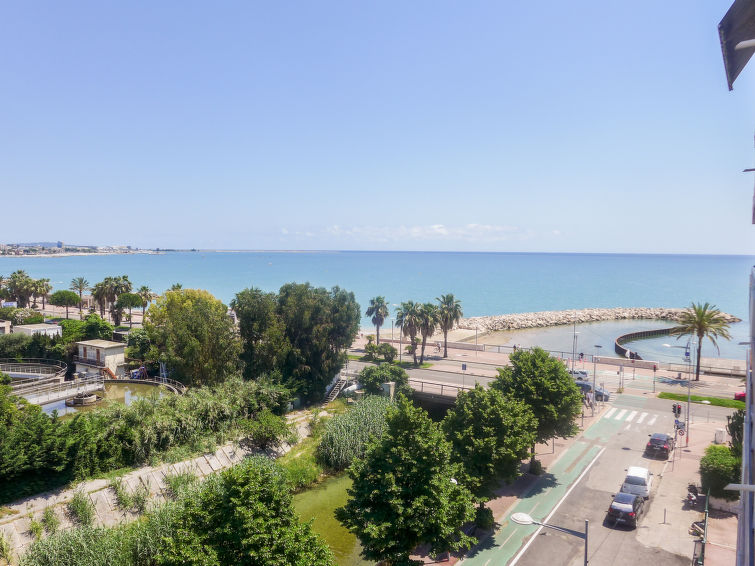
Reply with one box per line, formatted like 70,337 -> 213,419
73,355 -> 105,367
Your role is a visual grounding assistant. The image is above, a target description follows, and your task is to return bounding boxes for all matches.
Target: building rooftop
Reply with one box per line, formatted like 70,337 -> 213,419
15,323 -> 61,330
76,339 -> 124,349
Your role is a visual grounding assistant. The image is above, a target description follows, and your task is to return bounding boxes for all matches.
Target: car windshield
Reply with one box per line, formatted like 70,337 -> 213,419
614,493 -> 635,504
624,475 -> 646,486
650,435 -> 667,444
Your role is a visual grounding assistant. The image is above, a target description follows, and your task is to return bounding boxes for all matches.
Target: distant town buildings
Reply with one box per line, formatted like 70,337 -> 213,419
0,242 -> 149,256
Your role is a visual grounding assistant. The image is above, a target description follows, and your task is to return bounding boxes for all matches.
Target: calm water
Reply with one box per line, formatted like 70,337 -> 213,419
42,382 -> 165,416
3,252 -> 752,360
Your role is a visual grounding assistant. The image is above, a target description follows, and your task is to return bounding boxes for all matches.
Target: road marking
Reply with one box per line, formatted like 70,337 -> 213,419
626,410 -> 637,423
648,415 -> 657,426
624,424 -> 631,430
637,412 -> 648,424
614,409 -> 627,421
604,407 -> 617,419
508,446 -> 607,566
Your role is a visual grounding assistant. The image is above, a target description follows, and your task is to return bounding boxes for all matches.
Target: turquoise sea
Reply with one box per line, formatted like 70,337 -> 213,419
1,251 -> 752,361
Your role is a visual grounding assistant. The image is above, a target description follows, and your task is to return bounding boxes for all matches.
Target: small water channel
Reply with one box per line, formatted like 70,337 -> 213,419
292,474 -> 371,566
42,381 -> 166,416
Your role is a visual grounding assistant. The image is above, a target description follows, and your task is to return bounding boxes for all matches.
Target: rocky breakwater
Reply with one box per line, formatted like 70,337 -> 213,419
458,307 -> 741,333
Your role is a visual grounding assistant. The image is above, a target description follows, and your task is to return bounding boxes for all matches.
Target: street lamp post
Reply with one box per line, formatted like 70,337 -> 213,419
592,345 -> 602,415
511,512 -> 589,566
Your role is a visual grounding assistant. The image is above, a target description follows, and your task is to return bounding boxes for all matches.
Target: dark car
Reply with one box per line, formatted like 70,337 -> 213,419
575,381 -> 610,401
606,492 -> 644,527
645,433 -> 674,459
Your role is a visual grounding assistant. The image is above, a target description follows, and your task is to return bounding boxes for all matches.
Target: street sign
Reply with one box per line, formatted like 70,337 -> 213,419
461,363 -> 467,371
679,429 -> 685,436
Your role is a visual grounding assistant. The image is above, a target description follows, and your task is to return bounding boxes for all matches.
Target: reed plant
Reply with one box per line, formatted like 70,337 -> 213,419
317,395 -> 393,470
0,531 -> 12,565
41,507 -> 59,535
162,470 -> 197,499
27,518 -> 43,541
66,490 -> 95,527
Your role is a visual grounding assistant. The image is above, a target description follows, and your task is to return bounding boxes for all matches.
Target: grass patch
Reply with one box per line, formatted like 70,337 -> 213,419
27,518 -> 43,541
0,531 -> 12,564
162,470 -> 198,499
41,507 -> 59,535
109,477 -> 149,514
66,490 -> 95,526
658,392 -> 745,409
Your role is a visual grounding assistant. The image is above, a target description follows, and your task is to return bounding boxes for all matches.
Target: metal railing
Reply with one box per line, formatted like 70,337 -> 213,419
15,375 -> 105,405
0,358 -> 67,378
408,378 -> 474,398
73,355 -> 105,367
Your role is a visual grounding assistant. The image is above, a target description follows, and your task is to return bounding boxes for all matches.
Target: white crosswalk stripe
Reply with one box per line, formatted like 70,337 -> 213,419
637,412 -> 648,424
614,409 -> 627,421
626,411 -> 638,423
604,407 -> 617,419
648,415 -> 657,426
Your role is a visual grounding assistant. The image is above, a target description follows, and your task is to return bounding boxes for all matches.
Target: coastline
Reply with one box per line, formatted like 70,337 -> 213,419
0,251 -> 163,259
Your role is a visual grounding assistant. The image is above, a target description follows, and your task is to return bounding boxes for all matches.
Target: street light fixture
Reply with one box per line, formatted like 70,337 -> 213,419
510,512 -> 589,566
663,342 -> 694,447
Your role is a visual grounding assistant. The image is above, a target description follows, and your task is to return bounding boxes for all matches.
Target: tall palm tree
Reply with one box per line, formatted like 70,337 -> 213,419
137,285 -> 157,321
91,282 -> 108,318
70,277 -> 89,319
395,301 -> 422,366
365,296 -> 389,345
37,278 -> 52,312
106,275 -> 132,326
417,302 -> 439,365
670,302 -> 732,381
436,293 -> 463,358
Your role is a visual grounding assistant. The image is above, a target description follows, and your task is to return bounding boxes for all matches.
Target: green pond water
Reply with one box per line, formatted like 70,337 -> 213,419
43,381 -> 166,416
293,474 -> 371,566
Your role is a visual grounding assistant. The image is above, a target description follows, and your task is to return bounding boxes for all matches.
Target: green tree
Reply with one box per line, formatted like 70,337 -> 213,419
417,302 -> 438,365
366,296 -> 389,345
699,444 -> 739,501
137,285 -> 156,320
395,301 -> 421,366
670,302 -> 732,381
437,294 -> 462,358
239,410 -> 292,452
231,288 -> 291,380
69,277 -> 89,319
36,278 -> 52,311
234,283 -> 360,401
49,290 -> 80,320
358,364 -> 410,396
115,292 -> 143,328
443,385 -> 536,504
492,347 -> 582,469
727,409 -> 745,461
6,270 -> 35,308
145,289 -> 241,386
155,456 -> 335,566
337,395 -> 475,565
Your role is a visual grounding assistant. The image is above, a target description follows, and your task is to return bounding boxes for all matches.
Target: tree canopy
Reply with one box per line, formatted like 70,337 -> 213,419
49,290 -> 80,319
492,347 -> 582,464
337,395 -> 475,565
145,289 -> 241,386
358,364 -> 410,396
232,283 -> 360,401
443,384 -> 536,501
670,302 -> 732,381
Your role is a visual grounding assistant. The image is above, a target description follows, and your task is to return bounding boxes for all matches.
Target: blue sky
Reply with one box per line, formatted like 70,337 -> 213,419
2,1 -> 754,253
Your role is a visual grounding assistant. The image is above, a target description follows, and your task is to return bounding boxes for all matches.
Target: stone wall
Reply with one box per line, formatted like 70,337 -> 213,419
458,307 -> 741,333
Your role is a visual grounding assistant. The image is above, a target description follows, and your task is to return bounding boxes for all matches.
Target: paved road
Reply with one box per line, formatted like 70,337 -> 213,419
460,395 -> 734,566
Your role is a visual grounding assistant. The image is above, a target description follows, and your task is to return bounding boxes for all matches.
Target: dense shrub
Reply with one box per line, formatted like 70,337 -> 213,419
357,364 -> 410,396
22,458 -> 335,566
700,444 -> 739,501
0,377 -> 290,503
317,395 -> 393,470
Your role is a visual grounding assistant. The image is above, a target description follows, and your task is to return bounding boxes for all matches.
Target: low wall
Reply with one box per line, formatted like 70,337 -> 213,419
615,327 -> 673,360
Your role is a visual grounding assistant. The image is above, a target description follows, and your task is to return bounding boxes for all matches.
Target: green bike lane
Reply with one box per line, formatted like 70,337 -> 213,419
460,395 -> 649,566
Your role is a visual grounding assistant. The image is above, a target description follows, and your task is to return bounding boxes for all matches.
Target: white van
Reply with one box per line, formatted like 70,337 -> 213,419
621,466 -> 653,499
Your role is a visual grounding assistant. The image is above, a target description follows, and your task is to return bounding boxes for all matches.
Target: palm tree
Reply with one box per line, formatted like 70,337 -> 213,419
670,302 -> 732,381
417,302 -> 439,365
70,277 -> 89,319
107,275 -> 132,326
91,282 -> 108,318
137,285 -> 157,321
395,301 -> 422,366
365,296 -> 389,345
37,278 -> 52,312
436,293 -> 463,358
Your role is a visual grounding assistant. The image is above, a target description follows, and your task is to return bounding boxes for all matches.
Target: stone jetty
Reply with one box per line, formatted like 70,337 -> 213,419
458,307 -> 741,333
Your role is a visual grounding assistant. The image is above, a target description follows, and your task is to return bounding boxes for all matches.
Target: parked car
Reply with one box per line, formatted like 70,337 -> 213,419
645,433 -> 674,459
621,466 -> 653,499
575,381 -> 610,401
606,492 -> 644,527
734,391 -> 746,401
568,369 -> 589,379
